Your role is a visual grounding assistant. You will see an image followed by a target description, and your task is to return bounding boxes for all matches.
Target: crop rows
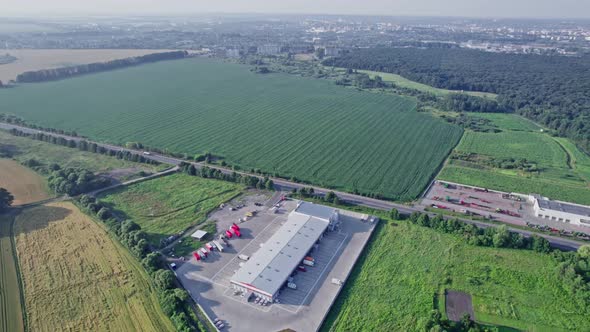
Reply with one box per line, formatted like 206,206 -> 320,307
0,58 -> 463,199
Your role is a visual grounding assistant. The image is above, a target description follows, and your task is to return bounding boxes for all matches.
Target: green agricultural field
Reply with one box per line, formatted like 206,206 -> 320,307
457,131 -> 567,169
438,113 -> 590,205
99,173 -> 242,245
467,113 -> 542,132
0,130 -> 162,175
340,68 -> 498,99
322,221 -> 589,332
0,58 -> 463,200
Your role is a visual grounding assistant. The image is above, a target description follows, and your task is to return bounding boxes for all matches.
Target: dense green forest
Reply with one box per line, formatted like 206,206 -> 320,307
324,48 -> 590,153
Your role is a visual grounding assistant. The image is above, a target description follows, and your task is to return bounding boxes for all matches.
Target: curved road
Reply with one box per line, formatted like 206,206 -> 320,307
0,122 -> 584,251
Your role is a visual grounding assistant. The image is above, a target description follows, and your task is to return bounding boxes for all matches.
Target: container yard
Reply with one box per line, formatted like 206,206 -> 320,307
422,180 -> 590,236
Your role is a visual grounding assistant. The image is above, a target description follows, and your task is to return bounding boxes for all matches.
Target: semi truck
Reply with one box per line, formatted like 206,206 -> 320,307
302,259 -> 315,267
213,240 -> 224,252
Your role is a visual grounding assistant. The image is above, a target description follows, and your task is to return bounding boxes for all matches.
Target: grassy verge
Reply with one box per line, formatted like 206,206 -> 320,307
0,130 -> 163,174
99,173 -> 243,246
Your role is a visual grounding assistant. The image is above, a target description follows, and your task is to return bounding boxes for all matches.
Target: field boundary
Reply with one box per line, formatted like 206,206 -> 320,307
8,210 -> 27,332
2,207 -> 28,331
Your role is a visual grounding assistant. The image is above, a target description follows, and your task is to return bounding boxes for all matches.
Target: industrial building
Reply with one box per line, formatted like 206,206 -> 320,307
531,194 -> 590,227
230,202 -> 340,301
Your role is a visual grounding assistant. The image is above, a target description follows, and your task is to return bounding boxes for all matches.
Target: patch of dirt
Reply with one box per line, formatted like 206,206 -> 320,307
445,290 -> 475,322
101,167 -> 144,182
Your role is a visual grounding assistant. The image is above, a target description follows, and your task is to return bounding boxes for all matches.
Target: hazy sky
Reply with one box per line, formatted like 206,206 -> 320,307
1,0 -> 588,19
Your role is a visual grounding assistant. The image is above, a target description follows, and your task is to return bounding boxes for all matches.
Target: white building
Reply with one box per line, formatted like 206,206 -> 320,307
531,194 -> 590,227
230,202 -> 339,301
257,44 -> 281,56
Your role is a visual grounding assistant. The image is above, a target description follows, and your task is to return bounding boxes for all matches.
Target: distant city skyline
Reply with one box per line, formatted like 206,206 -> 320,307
2,0 -> 589,19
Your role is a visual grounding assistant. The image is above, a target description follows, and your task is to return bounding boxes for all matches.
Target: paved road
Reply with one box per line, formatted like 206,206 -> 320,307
88,166 -> 180,197
1,122 -> 584,251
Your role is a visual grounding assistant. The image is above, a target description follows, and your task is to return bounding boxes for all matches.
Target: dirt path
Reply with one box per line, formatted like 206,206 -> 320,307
0,211 -> 25,332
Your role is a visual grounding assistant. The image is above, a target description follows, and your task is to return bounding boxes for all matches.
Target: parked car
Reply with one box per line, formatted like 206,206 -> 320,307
297,265 -> 307,272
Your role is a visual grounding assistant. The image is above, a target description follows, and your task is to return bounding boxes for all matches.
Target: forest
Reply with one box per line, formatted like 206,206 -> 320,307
324,48 -> 590,153
16,51 -> 189,83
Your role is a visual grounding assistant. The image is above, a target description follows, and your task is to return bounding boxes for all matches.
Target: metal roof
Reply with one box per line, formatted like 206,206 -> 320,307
537,198 -> 590,217
294,201 -> 337,221
191,230 -> 207,240
230,209 -> 330,297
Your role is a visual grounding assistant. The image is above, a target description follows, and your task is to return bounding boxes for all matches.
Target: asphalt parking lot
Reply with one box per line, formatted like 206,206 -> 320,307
175,193 -> 377,332
422,180 -> 590,233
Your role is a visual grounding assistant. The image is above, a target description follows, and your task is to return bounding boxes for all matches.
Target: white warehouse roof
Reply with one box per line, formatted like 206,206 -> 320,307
536,196 -> 590,217
230,202 -> 337,298
294,201 -> 338,221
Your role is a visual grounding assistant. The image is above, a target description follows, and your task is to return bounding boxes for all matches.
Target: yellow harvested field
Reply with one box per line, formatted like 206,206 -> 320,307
0,49 -> 178,82
14,202 -> 174,332
0,159 -> 50,205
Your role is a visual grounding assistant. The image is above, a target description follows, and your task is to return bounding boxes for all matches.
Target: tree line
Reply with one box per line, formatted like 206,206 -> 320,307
325,47 -> 590,153
0,188 -> 14,212
16,51 -> 189,83
8,128 -> 160,166
76,194 -> 205,332
397,209 -> 551,252
178,162 -> 275,190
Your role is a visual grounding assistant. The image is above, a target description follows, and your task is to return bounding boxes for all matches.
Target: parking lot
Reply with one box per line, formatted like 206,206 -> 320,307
422,180 -> 590,234
175,192 -> 377,331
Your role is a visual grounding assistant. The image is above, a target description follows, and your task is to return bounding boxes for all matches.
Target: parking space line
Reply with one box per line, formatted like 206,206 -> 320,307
210,216 -> 283,282
295,232 -> 349,314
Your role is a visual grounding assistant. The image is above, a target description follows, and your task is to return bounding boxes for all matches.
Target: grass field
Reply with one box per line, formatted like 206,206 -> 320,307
0,49 -> 178,82
13,201 -> 175,332
0,212 -> 24,332
0,58 -> 463,200
438,113 -> 590,205
99,173 -> 243,245
0,159 -> 51,205
339,68 -> 498,99
322,220 -> 589,332
0,130 -> 162,175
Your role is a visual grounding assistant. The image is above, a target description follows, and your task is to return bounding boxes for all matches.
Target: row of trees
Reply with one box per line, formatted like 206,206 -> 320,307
16,51 -> 189,83
9,129 -> 160,166
0,188 -> 14,212
295,186 -> 341,205
394,209 -> 552,253
48,167 -> 110,196
324,47 -> 590,153
76,195 -> 203,332
178,162 -> 275,190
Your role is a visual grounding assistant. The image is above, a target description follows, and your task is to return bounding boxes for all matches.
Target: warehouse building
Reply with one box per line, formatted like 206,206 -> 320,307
531,194 -> 590,227
230,202 -> 339,302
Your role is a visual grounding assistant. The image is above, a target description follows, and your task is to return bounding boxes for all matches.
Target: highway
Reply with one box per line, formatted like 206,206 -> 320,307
0,121 -> 585,251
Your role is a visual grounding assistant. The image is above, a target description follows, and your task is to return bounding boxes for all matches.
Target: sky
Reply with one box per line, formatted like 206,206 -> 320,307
1,0 -> 588,19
